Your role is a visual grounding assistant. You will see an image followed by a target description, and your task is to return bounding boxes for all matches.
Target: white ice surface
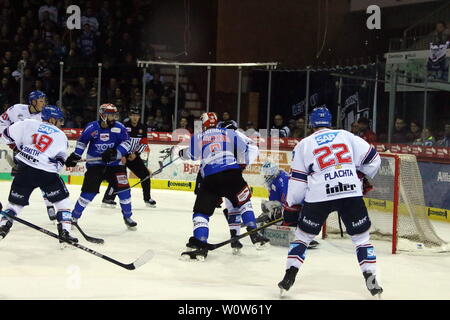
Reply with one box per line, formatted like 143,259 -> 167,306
0,181 -> 449,300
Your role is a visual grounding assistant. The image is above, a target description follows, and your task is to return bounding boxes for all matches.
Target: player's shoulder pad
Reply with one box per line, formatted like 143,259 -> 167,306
84,121 -> 98,132
112,121 -> 126,133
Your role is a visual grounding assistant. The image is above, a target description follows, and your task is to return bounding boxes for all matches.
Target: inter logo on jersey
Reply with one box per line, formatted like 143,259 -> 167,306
315,132 -> 339,146
38,124 -> 57,135
100,133 -> 110,141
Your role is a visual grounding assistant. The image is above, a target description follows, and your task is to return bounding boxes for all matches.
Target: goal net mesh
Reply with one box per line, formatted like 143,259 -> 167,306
323,153 -> 448,253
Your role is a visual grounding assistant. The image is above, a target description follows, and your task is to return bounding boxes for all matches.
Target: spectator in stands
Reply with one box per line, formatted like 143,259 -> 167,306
407,120 -> 422,142
177,117 -> 193,134
148,72 -> 164,97
81,8 -> 100,34
272,114 -> 290,137
38,0 -> 58,24
218,111 -> 238,129
288,119 -> 296,135
291,117 -> 307,139
62,84 -> 80,116
357,117 -> 377,143
436,123 -> 450,147
432,21 -> 450,45
412,128 -> 435,146
392,117 -> 411,143
0,77 -> 13,108
179,108 -> 195,129
154,108 -> 170,131
350,121 -> 359,135
146,115 -> 158,132
78,24 -> 96,68
85,87 -> 98,121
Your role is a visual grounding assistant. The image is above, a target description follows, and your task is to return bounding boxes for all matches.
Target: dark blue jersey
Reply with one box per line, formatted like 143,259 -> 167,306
268,170 -> 289,203
74,121 -> 131,167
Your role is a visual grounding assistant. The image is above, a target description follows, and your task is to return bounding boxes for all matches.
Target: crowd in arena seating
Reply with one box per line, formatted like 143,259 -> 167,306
0,0 -> 186,131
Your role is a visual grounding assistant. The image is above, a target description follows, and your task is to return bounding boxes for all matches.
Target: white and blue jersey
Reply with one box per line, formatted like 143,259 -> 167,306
183,128 -> 258,178
74,121 -> 131,167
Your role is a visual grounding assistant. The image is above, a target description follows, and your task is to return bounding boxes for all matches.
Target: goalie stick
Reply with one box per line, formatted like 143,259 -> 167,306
0,211 -> 153,270
181,217 -> 283,258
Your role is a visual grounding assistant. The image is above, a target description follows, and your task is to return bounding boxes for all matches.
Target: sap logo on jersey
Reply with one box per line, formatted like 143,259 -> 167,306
315,132 -> 339,146
38,124 -> 57,135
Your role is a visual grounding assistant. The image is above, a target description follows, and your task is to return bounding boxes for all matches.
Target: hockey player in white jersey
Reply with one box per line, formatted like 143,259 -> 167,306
277,106 -> 383,297
0,90 -> 57,222
0,105 -> 77,243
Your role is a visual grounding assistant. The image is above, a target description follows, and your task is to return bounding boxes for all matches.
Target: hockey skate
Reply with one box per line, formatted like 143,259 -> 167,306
144,199 -> 156,208
123,217 -> 137,230
278,266 -> 299,297
230,230 -> 243,255
308,240 -> 320,249
181,237 -> 208,261
0,220 -> 13,240
363,271 -> 383,298
101,199 -> 117,208
57,223 -> 78,249
47,206 -> 56,222
248,227 -> 270,250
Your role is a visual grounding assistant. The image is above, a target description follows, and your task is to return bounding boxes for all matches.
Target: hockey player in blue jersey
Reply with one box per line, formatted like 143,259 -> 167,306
260,161 -> 319,248
180,112 -> 269,261
65,104 -> 137,229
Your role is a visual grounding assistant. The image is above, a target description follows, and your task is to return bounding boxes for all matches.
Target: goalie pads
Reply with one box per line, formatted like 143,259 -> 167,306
260,200 -> 283,221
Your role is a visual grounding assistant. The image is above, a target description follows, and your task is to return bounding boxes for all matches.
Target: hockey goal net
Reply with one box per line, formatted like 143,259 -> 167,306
322,153 -> 448,254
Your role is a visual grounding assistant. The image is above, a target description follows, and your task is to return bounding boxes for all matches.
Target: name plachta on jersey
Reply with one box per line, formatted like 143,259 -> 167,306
38,124 -> 57,135
315,131 -> 339,146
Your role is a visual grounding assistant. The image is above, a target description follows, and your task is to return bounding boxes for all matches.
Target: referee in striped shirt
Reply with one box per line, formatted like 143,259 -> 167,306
102,108 -> 156,208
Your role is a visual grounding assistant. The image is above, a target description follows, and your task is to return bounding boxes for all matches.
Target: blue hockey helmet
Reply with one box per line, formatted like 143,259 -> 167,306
41,105 -> 64,122
28,90 -> 47,105
309,105 -> 332,128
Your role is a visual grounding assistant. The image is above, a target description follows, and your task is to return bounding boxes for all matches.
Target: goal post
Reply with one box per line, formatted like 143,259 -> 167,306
322,153 -> 448,254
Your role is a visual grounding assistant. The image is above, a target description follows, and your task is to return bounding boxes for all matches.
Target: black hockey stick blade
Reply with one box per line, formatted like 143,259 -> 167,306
73,222 -> 105,244
0,211 -> 154,271
180,217 -> 283,257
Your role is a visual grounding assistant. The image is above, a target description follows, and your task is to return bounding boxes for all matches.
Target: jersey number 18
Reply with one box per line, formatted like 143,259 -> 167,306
32,133 -> 53,152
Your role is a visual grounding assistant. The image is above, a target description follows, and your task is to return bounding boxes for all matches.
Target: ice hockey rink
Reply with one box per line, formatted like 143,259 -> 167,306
0,181 -> 449,300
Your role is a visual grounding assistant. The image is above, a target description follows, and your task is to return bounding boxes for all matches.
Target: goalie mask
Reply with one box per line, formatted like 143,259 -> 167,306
99,103 -> 118,127
260,161 -> 280,188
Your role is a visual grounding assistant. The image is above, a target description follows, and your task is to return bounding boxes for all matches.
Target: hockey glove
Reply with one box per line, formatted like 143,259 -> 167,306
178,147 -> 190,160
65,153 -> 81,167
357,171 -> 373,195
262,200 -> 283,221
102,148 -> 118,163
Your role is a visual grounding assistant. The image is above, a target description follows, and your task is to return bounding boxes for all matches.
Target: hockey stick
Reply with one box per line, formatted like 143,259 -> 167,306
0,211 -> 153,270
73,222 -> 105,244
75,157 -> 102,163
113,156 -> 181,195
181,217 -> 283,258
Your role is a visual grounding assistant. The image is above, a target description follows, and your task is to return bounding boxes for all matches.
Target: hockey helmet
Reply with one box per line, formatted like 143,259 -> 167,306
28,90 -> 47,104
310,105 -> 332,128
41,105 -> 64,122
200,112 -> 218,131
218,120 -> 238,130
99,103 -> 119,126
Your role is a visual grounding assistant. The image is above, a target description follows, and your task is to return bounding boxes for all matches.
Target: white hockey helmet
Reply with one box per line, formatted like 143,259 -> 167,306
260,161 -> 279,186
